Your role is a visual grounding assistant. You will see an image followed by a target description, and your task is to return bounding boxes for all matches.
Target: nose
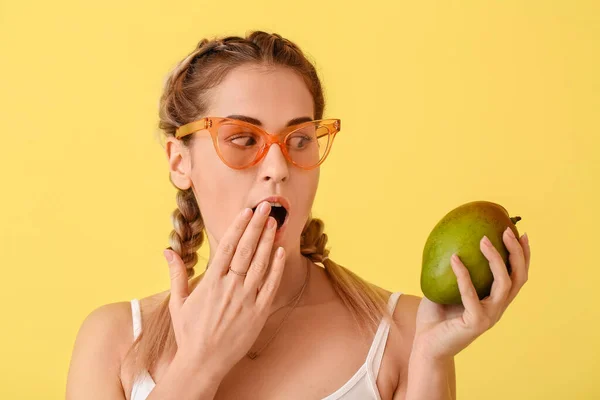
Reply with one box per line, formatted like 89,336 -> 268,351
258,142 -> 289,182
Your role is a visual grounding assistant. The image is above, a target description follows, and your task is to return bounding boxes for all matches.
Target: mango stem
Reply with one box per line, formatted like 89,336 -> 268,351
510,216 -> 522,225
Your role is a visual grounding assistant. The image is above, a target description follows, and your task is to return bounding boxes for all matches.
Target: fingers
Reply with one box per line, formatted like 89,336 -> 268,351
206,207 -> 255,280
256,247 -> 286,311
227,201 -> 272,278
164,249 -> 189,315
243,216 -> 278,295
502,228 -> 529,305
480,234 -> 513,307
521,233 -> 531,271
450,254 -> 484,315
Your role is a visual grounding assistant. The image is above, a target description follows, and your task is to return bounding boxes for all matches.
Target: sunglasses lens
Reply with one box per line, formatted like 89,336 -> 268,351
217,123 -> 265,168
285,123 -> 331,168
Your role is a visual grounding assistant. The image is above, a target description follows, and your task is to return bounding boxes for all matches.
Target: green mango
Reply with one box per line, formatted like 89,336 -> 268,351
420,201 -> 521,305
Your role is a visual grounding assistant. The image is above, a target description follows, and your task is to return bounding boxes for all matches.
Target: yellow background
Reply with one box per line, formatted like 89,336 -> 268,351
1,1 -> 598,399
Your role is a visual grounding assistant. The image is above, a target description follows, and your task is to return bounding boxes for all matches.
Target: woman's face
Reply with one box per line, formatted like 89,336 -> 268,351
168,64 -> 319,256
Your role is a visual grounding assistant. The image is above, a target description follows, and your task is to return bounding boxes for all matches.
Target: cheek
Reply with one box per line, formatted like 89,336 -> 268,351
305,170 -> 319,197
293,172 -> 319,219
192,168 -> 250,238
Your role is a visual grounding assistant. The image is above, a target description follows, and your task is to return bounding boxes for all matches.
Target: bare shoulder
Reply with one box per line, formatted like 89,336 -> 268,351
388,292 -> 423,399
393,293 -> 422,330
371,285 -> 422,330
368,285 -> 423,399
66,288 -> 173,399
66,301 -> 135,399
69,300 -> 133,366
390,292 -> 423,365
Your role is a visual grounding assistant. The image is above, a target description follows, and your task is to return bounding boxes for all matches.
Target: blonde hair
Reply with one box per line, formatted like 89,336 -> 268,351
124,30 -> 394,384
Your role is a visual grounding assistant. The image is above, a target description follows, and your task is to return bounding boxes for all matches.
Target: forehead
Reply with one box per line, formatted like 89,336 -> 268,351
206,64 -> 315,124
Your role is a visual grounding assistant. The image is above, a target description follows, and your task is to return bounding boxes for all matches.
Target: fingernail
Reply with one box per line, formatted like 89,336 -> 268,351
523,232 -> 529,245
164,250 -> 173,262
259,201 -> 270,215
276,247 -> 285,259
242,208 -> 253,219
505,227 -> 515,239
482,235 -> 492,247
451,253 -> 459,264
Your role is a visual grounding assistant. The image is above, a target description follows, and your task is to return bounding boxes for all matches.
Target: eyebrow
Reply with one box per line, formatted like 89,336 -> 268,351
225,114 -> 313,127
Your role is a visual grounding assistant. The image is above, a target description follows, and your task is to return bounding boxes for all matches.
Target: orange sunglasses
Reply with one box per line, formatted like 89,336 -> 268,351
175,117 -> 341,170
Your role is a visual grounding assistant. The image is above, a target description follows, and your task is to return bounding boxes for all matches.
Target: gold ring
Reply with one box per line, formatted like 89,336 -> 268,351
228,266 -> 248,276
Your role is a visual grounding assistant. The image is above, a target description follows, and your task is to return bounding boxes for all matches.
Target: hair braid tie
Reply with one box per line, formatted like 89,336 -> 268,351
300,218 -> 331,264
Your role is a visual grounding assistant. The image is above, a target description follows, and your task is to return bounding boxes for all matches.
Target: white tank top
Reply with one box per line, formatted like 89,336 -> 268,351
130,291 -> 402,400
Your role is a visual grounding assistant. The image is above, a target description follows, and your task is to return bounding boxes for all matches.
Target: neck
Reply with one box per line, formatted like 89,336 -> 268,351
268,250 -> 310,312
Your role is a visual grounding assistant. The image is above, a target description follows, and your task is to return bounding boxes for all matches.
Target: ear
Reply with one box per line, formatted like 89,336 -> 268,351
165,136 -> 192,190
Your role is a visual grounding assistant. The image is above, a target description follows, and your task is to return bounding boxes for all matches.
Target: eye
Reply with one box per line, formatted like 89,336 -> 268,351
287,134 -> 314,149
218,124 -> 261,148
228,135 -> 258,147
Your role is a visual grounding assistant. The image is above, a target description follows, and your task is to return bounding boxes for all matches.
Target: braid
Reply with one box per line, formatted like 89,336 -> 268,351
167,188 -> 205,278
300,216 -> 331,264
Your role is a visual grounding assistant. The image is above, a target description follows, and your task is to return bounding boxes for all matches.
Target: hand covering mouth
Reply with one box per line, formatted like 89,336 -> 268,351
251,202 -> 288,230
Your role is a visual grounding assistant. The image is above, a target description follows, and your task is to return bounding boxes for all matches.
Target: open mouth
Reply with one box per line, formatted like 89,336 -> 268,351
252,204 -> 288,230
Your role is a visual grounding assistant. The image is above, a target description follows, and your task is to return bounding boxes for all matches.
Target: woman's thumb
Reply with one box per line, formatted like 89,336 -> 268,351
164,249 -> 188,309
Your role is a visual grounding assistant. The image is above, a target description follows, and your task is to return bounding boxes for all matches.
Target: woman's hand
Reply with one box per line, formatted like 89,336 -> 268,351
163,201 -> 285,378
412,227 -> 531,362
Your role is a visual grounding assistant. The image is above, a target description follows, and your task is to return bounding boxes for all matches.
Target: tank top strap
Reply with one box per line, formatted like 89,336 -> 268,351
368,291 -> 402,379
130,298 -> 142,340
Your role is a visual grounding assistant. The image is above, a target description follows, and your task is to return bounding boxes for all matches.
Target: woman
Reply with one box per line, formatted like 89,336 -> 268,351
66,31 -> 531,400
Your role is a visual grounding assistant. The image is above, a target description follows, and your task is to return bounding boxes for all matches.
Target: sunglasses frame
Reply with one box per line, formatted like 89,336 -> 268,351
175,117 -> 341,170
